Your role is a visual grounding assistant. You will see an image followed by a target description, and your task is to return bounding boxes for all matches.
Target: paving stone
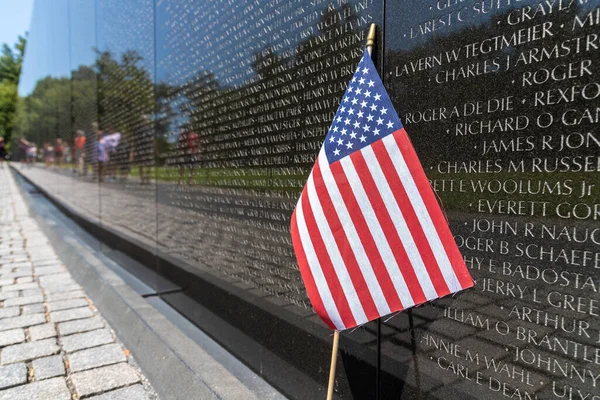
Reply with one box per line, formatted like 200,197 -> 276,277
0,307 -> 20,319
15,277 -> 32,284
0,270 -> 32,279
47,298 -> 88,312
29,323 -> 56,341
0,329 -> 24,346
0,313 -> 45,331
0,292 -> 18,301
0,362 -> 26,389
68,343 -> 126,372
32,260 -> 60,267
50,307 -> 93,323
4,295 -> 44,307
61,328 -> 113,353
1,338 -> 59,364
20,289 -> 43,297
71,363 -> 140,398
34,266 -> 65,276
0,283 -> 38,292
32,355 -> 65,380
87,385 -> 150,400
0,376 -> 70,400
46,290 -> 85,302
57,316 -> 104,336
0,268 -> 33,279
44,283 -> 82,294
22,303 -> 45,314
39,273 -> 72,282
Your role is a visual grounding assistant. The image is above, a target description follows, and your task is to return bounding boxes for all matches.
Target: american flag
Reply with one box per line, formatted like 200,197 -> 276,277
291,51 -> 473,331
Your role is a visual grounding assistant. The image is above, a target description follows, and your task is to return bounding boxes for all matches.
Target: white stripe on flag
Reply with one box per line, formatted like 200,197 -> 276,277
361,146 -> 438,299
382,135 -> 462,292
305,171 -> 369,325
317,153 -> 391,318
339,156 -> 415,308
294,200 -> 345,330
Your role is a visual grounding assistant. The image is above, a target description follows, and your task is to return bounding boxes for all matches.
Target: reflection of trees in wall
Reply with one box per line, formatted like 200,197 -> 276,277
385,4 -> 591,165
15,76 -> 70,148
17,2 -> 366,166
0,35 -> 26,147
159,3 -> 364,169
17,49 -> 154,148
96,50 -> 154,133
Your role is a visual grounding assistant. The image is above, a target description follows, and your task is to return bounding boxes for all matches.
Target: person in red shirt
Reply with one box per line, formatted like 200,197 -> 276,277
73,130 -> 86,175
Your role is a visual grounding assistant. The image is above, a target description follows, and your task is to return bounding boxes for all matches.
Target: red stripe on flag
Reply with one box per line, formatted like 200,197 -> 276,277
311,164 -> 381,321
325,161 -> 404,312
300,187 -> 357,328
349,151 -> 428,304
370,139 -> 451,297
290,210 -> 336,329
392,128 -> 473,289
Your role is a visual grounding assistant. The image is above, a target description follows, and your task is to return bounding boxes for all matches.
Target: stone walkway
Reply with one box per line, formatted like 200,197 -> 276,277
0,167 -> 159,399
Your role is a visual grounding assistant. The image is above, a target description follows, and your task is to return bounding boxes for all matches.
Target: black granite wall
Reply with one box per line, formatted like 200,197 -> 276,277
17,0 -> 600,399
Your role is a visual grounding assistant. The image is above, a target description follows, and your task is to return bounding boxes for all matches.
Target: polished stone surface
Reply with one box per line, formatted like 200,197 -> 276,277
381,1 -> 600,399
16,0 -> 600,398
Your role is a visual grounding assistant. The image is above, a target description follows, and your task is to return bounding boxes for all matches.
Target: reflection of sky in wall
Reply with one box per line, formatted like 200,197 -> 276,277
19,0 -> 70,96
96,0 -> 155,77
68,0 -> 96,74
154,0 -> 381,137
155,0 -> 378,85
386,0 -> 599,51
21,0 -> 597,96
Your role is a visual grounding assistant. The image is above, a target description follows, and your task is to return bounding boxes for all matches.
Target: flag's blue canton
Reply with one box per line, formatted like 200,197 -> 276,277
324,51 -> 403,164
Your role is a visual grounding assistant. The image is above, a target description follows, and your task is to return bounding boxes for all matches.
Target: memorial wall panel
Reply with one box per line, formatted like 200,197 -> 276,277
382,1 -> 600,399
15,0 -> 600,398
69,0 -> 99,224
96,0 -> 158,256
154,1 -> 383,396
52,0 -> 72,205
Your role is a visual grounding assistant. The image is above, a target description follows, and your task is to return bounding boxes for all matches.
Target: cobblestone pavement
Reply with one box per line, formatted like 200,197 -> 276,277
0,168 -> 159,399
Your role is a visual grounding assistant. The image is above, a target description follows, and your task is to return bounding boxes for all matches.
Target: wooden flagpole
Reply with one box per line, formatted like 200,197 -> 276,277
325,23 -> 377,400
326,330 -> 340,400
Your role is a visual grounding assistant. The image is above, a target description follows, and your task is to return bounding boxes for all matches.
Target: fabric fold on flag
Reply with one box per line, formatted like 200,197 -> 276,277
291,49 -> 474,331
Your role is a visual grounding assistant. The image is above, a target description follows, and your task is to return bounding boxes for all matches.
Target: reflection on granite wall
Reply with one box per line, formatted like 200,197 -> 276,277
15,0 -> 599,399
382,1 -> 600,399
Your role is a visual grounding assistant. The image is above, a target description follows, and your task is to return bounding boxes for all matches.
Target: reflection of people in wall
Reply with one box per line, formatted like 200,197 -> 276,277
25,143 -> 37,167
92,123 -> 108,182
55,138 -> 65,169
0,137 -> 6,169
73,130 -> 86,175
43,142 -> 54,168
178,128 -> 199,185
103,127 -> 121,180
18,138 -> 30,167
